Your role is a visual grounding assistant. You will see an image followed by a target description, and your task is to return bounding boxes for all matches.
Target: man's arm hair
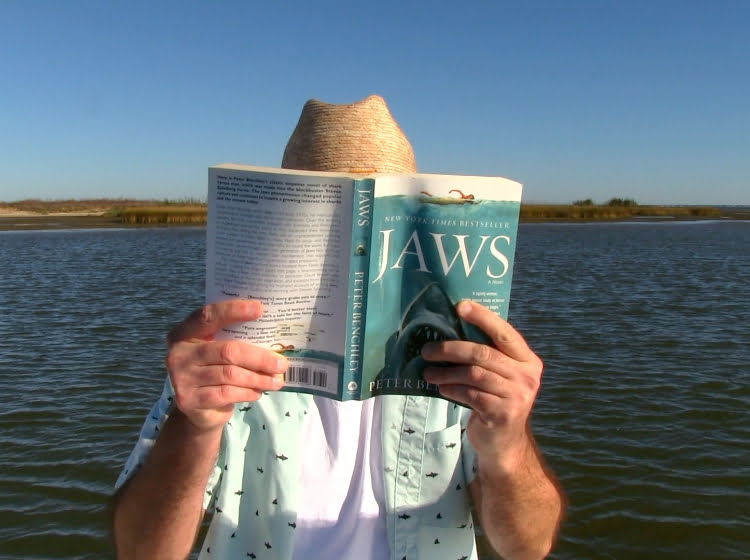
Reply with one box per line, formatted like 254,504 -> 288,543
112,409 -> 223,560
469,430 -> 565,560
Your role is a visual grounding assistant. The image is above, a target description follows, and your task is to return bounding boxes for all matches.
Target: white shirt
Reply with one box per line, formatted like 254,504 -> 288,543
293,397 -> 388,559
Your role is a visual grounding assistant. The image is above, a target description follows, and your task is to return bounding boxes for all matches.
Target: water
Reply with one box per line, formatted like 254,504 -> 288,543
511,222 -> 750,559
0,222 -> 748,559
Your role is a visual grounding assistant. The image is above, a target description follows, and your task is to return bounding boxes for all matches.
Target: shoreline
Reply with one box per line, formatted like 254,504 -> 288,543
2,212 -> 749,232
0,214 -> 203,231
0,201 -> 750,231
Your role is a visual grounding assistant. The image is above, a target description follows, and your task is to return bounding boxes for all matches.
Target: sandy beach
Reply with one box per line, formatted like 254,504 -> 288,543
0,199 -> 213,230
0,206 -> 126,231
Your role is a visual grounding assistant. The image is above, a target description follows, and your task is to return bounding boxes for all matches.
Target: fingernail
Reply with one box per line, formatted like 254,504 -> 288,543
273,374 -> 285,387
247,300 -> 263,316
275,355 -> 288,372
421,342 -> 437,359
457,300 -> 472,317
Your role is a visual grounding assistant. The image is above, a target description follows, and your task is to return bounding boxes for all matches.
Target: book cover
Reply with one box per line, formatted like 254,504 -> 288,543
205,164 -> 522,401
360,174 -> 521,400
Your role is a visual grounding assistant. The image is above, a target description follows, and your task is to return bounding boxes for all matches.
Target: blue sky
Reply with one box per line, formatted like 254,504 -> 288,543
1,1 -> 748,205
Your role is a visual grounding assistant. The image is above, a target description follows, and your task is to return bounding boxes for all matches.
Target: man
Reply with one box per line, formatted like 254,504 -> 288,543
112,95 -> 564,560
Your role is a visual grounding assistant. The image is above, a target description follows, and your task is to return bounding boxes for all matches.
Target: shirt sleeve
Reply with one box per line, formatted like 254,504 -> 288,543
459,405 -> 479,485
113,376 -> 224,510
114,377 -> 175,491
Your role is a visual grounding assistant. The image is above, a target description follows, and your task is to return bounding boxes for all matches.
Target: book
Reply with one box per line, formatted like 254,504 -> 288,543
205,164 -> 522,401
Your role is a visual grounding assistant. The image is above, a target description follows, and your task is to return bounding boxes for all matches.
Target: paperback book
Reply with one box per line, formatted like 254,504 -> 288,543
206,164 -> 522,401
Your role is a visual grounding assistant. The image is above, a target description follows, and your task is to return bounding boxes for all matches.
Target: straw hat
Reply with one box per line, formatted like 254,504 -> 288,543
281,95 -> 417,174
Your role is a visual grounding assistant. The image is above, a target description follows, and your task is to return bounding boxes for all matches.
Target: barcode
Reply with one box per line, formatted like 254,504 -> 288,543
283,358 -> 339,396
285,366 -> 328,388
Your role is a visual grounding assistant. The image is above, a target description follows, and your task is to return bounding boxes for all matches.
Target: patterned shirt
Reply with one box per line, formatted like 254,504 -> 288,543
116,380 -> 480,560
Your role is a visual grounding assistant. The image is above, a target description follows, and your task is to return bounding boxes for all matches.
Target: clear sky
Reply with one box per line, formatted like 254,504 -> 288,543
1,0 -> 748,205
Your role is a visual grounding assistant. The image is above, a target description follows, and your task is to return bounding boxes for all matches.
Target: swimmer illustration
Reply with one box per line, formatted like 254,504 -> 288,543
373,281 -> 469,392
270,343 -> 295,353
418,189 -> 476,204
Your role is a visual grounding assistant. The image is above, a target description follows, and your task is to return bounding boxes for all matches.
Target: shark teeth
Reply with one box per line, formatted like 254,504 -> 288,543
404,324 -> 450,361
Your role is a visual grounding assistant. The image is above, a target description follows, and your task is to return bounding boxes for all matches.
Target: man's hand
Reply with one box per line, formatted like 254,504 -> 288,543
114,299 -> 286,560
165,300 -> 288,433
422,300 -> 562,560
421,299 -> 542,470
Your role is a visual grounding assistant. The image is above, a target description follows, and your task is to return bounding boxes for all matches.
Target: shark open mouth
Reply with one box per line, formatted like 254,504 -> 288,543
403,320 -> 461,363
375,282 -> 469,389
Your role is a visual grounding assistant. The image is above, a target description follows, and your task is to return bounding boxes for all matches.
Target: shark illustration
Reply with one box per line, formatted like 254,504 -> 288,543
374,282 -> 469,391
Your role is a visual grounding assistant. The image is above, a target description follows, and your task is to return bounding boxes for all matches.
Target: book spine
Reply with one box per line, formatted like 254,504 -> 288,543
341,178 -> 376,400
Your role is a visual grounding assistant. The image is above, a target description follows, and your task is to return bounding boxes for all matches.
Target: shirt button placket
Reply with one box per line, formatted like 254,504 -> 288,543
394,396 -> 428,560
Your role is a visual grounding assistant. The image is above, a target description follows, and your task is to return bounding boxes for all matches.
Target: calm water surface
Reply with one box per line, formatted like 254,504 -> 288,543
0,222 -> 748,559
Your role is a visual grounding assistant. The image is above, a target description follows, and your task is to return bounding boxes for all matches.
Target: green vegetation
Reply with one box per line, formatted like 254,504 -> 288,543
0,198 -> 160,215
572,197 -> 639,207
118,205 -> 207,225
606,197 -> 639,207
0,198 -> 207,225
2,198 -> 747,227
521,201 -> 722,221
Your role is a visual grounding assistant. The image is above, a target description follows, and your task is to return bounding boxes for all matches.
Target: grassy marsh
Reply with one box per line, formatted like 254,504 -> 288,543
1,199 -> 748,231
118,205 -> 207,225
519,203 -> 725,222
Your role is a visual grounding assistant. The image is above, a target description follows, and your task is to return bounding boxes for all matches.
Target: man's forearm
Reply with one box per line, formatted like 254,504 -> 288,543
112,409 -> 223,560
471,435 -> 564,560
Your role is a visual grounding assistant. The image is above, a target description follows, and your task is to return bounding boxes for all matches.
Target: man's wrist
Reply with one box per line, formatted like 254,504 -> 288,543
168,407 -> 226,443
477,435 -> 535,481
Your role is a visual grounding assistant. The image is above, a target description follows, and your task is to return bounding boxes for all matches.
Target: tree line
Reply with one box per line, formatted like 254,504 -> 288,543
572,198 -> 638,207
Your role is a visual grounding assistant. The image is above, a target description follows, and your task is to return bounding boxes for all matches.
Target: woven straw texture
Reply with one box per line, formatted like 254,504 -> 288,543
282,95 -> 417,173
